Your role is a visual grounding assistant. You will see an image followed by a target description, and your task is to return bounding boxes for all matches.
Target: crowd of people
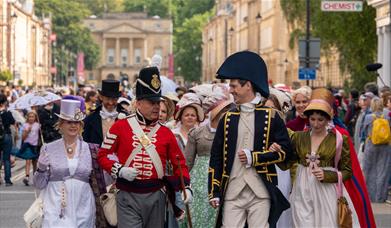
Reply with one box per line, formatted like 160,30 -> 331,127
0,50 -> 390,228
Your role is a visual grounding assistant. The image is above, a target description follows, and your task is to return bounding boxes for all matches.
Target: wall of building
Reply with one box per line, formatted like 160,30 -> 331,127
202,0 -> 350,88
0,0 -> 51,87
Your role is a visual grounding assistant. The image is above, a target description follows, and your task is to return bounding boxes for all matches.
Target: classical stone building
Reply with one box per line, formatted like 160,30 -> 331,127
0,0 -> 51,86
83,13 -> 173,85
202,0 -> 349,88
368,0 -> 390,87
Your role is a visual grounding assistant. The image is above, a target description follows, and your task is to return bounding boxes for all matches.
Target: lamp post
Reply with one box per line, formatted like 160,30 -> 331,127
228,27 -> 234,55
255,13 -> 262,54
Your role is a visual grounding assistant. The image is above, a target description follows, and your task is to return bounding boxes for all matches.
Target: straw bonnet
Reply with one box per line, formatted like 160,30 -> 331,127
174,93 -> 205,122
56,99 -> 86,121
304,88 -> 334,119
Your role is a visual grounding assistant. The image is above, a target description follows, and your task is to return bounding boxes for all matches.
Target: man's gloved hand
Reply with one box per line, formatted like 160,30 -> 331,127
119,167 -> 138,182
181,188 -> 193,204
37,153 -> 49,171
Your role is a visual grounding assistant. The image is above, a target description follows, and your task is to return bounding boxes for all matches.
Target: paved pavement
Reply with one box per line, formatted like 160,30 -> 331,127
1,159 -> 390,228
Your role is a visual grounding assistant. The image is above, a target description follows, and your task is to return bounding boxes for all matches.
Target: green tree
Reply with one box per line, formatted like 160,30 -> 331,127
35,0 -> 100,71
281,1 -> 377,90
175,11 -> 212,82
123,0 -> 170,18
0,70 -> 12,82
75,0 -> 124,16
173,0 -> 214,82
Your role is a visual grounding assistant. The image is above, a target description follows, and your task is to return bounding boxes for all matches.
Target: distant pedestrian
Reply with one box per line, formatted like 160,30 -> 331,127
361,97 -> 391,202
20,111 -> 41,186
286,86 -> 312,131
0,94 -> 15,186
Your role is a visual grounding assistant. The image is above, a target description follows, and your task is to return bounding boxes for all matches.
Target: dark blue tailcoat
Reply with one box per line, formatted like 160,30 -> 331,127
208,104 -> 293,228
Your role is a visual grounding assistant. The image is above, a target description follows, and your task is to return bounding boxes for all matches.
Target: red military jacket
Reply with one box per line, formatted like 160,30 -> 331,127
97,114 -> 190,193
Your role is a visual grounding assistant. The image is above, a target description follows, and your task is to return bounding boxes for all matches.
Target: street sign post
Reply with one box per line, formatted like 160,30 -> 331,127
321,1 -> 363,12
299,38 -> 321,69
298,68 -> 316,80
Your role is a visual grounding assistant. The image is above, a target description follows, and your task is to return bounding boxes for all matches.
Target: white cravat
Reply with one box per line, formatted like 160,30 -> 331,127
100,106 -> 118,120
239,93 -> 262,113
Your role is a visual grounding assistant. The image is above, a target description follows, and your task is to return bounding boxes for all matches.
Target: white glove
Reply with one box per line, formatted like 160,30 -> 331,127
181,188 -> 193,204
119,167 -> 138,182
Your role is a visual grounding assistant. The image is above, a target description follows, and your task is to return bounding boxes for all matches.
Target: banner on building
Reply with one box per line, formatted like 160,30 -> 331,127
50,66 -> 57,74
77,52 -> 85,84
168,54 -> 174,79
50,33 -> 56,42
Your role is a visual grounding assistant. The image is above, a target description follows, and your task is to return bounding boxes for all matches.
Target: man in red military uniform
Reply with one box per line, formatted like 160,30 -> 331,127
97,66 -> 191,228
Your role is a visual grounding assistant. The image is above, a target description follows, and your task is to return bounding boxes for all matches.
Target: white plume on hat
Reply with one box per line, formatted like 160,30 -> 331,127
151,54 -> 163,71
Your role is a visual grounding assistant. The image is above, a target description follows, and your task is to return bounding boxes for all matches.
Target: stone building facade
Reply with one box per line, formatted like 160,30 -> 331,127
0,0 -> 51,86
83,13 -> 173,85
368,0 -> 390,87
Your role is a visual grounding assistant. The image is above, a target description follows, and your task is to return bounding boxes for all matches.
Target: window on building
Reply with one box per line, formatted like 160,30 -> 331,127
134,48 -> 141,64
154,47 -> 162,57
107,48 -> 115,65
88,72 -> 94,81
121,48 -> 128,67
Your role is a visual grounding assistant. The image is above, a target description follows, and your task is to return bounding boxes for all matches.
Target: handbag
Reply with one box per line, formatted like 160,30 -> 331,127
99,186 -> 118,226
337,172 -> 352,228
24,191 -> 44,228
335,130 -> 353,228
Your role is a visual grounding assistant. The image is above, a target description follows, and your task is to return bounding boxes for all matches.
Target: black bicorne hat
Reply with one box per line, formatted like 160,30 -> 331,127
216,51 -> 269,98
99,79 -> 121,98
136,66 -> 162,101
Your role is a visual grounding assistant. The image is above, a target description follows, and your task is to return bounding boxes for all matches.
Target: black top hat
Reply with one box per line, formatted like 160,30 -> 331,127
99,79 -> 121,98
216,51 -> 269,98
136,66 -> 162,101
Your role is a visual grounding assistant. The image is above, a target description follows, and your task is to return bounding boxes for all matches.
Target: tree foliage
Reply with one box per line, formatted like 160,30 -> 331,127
175,11 -> 212,82
123,0 -> 171,18
0,70 -> 13,82
280,0 -> 377,90
75,0 -> 124,16
35,0 -> 100,71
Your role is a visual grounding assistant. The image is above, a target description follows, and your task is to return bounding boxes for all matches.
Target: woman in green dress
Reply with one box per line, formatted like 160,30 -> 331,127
273,88 -> 359,227
184,86 -> 233,228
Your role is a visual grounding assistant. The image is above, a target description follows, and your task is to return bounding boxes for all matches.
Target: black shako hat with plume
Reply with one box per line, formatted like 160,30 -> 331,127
136,66 -> 162,101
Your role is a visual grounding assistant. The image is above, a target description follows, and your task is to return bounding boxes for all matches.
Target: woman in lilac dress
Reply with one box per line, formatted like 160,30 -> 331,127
34,99 -> 95,228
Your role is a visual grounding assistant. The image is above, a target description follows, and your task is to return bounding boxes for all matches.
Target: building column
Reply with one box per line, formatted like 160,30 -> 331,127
115,38 -> 120,66
101,38 -> 106,65
377,27 -> 384,84
143,38 -> 148,61
382,26 -> 391,87
128,38 -> 133,66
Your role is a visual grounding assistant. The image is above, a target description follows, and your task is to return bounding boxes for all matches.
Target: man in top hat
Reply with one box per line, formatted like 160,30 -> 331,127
208,51 -> 293,228
83,79 -> 123,145
97,66 -> 192,228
